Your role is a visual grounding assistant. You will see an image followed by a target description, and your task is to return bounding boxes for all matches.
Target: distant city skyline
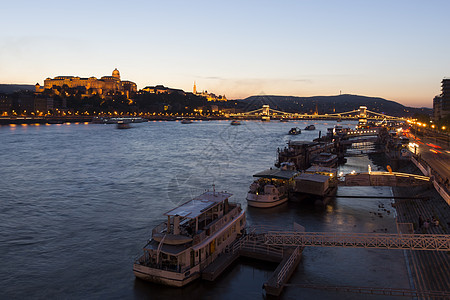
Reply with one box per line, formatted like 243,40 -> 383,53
1,0 -> 449,108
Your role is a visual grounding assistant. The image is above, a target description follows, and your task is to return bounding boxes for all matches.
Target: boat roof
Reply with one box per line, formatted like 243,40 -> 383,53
295,173 -> 330,183
305,166 -> 337,174
253,168 -> 299,180
164,191 -> 231,219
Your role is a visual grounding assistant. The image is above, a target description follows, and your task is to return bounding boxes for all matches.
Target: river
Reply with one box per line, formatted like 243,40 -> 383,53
0,120 -> 411,299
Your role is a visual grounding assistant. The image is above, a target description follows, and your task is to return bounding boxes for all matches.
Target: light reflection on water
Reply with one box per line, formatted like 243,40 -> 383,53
0,120 -> 410,299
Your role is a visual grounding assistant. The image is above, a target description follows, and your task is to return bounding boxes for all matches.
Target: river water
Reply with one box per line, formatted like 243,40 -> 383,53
0,120 -> 411,299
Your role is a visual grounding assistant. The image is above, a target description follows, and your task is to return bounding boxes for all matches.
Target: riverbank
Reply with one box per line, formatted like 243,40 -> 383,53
392,161 -> 450,294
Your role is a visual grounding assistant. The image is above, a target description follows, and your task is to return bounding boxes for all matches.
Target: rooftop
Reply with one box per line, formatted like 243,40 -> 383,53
295,173 -> 330,183
164,191 -> 232,219
305,166 -> 337,174
253,168 -> 299,180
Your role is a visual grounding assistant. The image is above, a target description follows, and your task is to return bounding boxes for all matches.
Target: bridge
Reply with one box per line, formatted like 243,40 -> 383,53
340,171 -> 431,187
230,105 -> 404,121
264,231 -> 450,251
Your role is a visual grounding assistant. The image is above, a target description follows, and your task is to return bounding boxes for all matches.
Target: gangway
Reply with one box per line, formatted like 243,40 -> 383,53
340,171 -> 431,187
265,231 -> 450,251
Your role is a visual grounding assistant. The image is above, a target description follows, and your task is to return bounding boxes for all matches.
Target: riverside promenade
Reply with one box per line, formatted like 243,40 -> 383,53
391,135 -> 450,296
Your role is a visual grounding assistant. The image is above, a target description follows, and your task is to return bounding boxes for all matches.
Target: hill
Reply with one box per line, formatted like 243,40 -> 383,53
235,94 -> 431,117
0,84 -> 35,94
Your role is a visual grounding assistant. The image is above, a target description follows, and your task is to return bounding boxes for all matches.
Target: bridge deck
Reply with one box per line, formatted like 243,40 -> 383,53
265,231 -> 450,251
340,171 -> 431,187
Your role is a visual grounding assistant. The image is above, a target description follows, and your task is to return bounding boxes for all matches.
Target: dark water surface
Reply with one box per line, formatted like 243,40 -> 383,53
0,120 -> 410,299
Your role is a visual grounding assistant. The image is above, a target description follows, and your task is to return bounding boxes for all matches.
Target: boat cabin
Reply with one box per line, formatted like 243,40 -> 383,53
294,166 -> 337,196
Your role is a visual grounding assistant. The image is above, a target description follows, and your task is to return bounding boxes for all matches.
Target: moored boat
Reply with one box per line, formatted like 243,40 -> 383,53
133,189 -> 246,287
116,121 -> 131,129
304,124 -> 316,130
246,168 -> 299,208
288,127 -> 301,135
311,152 -> 338,168
180,119 -> 193,124
230,120 -> 241,125
294,166 -> 338,203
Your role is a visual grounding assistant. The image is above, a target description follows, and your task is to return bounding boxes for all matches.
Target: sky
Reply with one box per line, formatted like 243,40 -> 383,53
1,0 -> 449,108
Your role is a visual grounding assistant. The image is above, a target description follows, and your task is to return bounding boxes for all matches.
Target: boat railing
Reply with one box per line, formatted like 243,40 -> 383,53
193,231 -> 206,244
206,205 -> 241,234
140,260 -> 191,274
193,205 -> 242,245
152,221 -> 168,236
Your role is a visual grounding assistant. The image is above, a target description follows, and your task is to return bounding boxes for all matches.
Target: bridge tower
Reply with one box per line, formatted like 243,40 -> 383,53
358,106 -> 368,128
261,105 -> 270,121
359,106 -> 367,118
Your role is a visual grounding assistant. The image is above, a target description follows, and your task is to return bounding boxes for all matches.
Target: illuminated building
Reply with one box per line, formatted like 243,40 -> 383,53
192,82 -> 227,101
141,85 -> 185,95
35,68 -> 137,99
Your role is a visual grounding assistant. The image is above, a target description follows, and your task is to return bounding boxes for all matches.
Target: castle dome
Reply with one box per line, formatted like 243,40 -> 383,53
112,68 -> 120,79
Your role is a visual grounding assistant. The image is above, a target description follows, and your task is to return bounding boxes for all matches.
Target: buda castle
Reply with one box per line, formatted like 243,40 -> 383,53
35,68 -> 137,98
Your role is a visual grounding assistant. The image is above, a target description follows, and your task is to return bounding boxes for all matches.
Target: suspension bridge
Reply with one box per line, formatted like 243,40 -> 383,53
229,105 -> 404,121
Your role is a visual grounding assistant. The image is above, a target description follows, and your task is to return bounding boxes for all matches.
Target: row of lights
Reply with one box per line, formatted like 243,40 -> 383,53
407,120 -> 446,131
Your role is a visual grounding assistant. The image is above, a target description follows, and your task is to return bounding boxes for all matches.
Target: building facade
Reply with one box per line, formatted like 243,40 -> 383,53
192,82 -> 227,101
35,68 -> 137,99
433,78 -> 450,121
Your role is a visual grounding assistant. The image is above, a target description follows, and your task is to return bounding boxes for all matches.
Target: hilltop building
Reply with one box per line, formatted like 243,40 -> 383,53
35,68 -> 137,99
141,85 -> 185,95
192,82 -> 227,101
433,78 -> 450,121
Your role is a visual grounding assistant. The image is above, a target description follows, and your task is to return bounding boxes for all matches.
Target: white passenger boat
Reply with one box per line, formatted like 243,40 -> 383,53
133,189 -> 246,287
246,167 -> 299,208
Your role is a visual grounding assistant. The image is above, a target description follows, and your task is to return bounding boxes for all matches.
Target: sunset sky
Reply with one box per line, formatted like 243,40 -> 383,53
1,0 -> 449,108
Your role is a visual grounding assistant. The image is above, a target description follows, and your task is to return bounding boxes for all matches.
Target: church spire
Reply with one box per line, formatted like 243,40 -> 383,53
193,81 -> 197,94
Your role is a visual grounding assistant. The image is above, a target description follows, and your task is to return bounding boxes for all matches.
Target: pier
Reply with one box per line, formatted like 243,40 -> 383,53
201,231 -> 303,297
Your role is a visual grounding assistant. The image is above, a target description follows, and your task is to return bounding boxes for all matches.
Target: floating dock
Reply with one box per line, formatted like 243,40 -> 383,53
201,233 -> 302,296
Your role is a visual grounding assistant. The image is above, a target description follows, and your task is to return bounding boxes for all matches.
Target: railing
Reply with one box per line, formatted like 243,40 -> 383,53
193,231 -> 206,244
152,221 -> 167,235
265,231 -> 450,251
276,246 -> 301,287
193,205 -> 242,245
411,156 -> 450,205
283,284 -> 450,298
226,233 -> 284,259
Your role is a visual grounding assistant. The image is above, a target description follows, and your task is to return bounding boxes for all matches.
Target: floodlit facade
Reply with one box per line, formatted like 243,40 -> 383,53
35,69 -> 137,99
